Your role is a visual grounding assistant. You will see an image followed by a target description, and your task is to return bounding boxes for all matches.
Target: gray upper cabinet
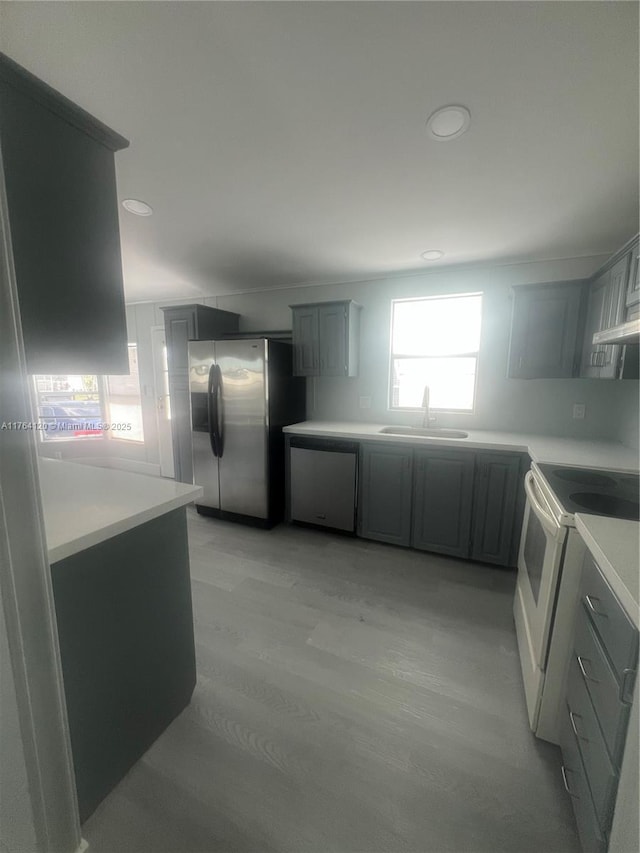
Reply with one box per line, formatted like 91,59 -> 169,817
625,241 -> 640,312
162,304 -> 239,483
358,444 -> 413,546
290,300 -> 360,377
581,271 -> 610,378
0,52 -> 130,374
412,449 -> 474,558
471,452 -> 521,566
292,306 -> 319,376
598,254 -> 629,379
581,252 -> 631,379
507,282 -> 584,379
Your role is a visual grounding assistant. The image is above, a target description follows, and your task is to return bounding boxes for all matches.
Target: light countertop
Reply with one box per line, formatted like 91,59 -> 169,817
39,458 -> 202,563
575,514 -> 640,627
283,421 -> 640,472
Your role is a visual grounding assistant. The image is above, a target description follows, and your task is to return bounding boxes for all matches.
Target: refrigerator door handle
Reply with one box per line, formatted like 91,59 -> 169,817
207,363 -> 219,458
216,364 -> 225,458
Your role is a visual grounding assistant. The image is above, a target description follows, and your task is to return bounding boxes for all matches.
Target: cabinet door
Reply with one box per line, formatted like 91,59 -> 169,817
581,273 -> 609,378
1,77 -> 128,374
412,450 -> 474,558
318,303 -> 347,376
471,452 -> 521,566
599,255 -> 630,379
292,307 -> 319,376
625,245 -> 640,310
359,445 -> 412,546
508,283 -> 583,378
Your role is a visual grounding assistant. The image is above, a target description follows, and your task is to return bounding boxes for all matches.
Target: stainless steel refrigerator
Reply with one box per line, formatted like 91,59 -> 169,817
188,338 -> 305,526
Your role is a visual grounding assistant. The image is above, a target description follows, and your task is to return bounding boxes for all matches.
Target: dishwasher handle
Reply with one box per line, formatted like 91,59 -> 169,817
289,436 -> 359,454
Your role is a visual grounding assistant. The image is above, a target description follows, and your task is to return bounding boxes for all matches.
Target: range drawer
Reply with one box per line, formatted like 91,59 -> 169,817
573,609 -> 630,766
559,707 -> 607,853
580,552 -> 638,687
566,653 -> 618,827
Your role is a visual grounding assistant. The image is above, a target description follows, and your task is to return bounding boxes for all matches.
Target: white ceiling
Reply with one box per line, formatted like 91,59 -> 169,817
1,1 -> 638,302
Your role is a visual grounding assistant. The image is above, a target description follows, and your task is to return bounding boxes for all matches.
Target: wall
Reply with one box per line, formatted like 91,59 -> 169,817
613,381 -> 639,450
45,253 -> 640,470
215,256 -> 633,439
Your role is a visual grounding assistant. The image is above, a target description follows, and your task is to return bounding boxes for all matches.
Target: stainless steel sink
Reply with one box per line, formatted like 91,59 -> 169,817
379,426 -> 469,439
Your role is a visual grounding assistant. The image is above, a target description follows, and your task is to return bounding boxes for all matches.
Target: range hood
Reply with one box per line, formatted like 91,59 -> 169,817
593,318 -> 640,346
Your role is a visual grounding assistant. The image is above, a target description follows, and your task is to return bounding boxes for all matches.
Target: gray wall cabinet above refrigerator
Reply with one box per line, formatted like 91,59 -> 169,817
290,300 -> 361,377
162,304 -> 240,484
0,52 -> 130,375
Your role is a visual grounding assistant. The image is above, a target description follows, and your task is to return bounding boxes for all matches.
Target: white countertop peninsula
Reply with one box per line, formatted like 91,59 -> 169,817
283,421 -> 640,472
39,458 -> 202,562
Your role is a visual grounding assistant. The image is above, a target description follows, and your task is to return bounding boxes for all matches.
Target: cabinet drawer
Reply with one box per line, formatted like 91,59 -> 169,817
559,708 -> 607,853
566,654 -> 618,827
580,553 -> 638,686
573,610 -> 630,766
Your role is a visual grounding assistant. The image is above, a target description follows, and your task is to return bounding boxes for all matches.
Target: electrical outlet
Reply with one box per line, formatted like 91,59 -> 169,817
359,396 -> 372,409
572,403 -> 586,420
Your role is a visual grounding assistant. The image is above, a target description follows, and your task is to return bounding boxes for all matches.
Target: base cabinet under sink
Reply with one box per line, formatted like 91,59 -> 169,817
356,442 -> 526,567
412,449 -> 475,558
358,445 -> 413,545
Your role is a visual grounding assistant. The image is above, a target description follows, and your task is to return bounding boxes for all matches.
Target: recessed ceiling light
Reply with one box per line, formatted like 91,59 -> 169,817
122,198 -> 153,216
426,105 -> 471,141
421,250 -> 444,261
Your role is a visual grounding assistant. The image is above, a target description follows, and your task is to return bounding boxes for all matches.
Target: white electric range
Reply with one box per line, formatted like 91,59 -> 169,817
513,460 -> 639,743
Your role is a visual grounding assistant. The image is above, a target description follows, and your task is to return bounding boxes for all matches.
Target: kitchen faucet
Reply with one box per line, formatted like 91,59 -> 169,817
422,385 -> 436,427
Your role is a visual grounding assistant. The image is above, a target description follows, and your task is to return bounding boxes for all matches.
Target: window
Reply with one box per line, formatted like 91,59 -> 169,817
390,293 -> 482,411
33,374 -> 102,441
33,345 -> 144,443
105,345 -> 145,442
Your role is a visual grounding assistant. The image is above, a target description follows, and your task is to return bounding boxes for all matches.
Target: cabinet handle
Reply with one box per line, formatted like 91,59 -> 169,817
315,514 -> 327,520
619,668 -> 636,705
584,594 -> 607,618
569,710 -> 587,741
577,655 -> 599,683
561,766 -> 579,799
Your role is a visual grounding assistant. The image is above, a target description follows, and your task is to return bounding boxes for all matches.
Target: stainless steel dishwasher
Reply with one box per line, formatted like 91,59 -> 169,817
289,436 -> 358,532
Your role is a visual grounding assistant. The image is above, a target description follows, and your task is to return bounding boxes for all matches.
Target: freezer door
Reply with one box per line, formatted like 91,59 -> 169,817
215,339 -> 269,518
188,341 -> 220,508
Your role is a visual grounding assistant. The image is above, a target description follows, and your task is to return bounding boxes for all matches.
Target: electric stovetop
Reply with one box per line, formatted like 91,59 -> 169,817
536,463 -> 640,521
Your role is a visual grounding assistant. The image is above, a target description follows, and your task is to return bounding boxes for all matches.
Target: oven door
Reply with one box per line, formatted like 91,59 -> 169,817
514,470 -> 567,728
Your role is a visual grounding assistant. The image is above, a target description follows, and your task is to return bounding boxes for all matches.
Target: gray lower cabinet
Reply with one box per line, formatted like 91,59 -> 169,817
310,439 -> 525,567
358,444 -> 413,546
412,449 -> 475,558
508,281 -> 585,379
50,509 -> 196,822
471,452 -> 521,566
162,304 -> 239,483
560,550 -> 638,852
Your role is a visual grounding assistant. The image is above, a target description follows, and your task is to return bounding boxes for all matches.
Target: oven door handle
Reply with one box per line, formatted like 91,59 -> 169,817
524,471 -> 562,538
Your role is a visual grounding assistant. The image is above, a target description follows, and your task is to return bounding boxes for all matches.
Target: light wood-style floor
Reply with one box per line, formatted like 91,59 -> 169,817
83,509 -> 580,853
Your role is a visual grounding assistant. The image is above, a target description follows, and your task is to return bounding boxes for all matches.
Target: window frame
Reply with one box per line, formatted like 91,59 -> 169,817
32,344 -> 145,444
388,292 -> 483,414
